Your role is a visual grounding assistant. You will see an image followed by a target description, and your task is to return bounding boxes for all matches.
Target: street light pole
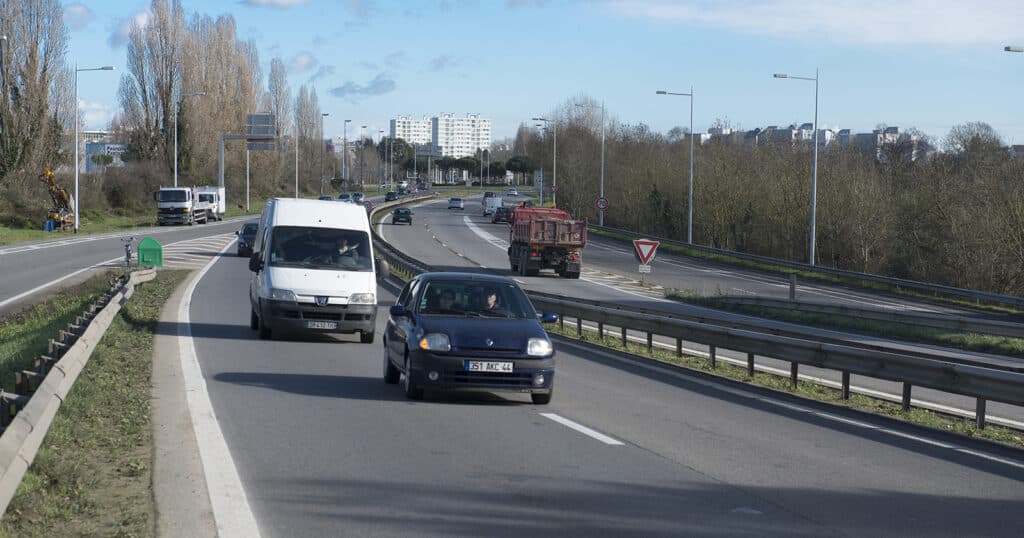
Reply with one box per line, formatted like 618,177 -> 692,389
655,88 -> 695,244
73,64 -> 114,234
533,116 -> 558,206
342,119 -> 351,190
575,101 -> 606,225
174,91 -> 206,188
774,69 -> 820,266
320,112 -> 329,195
360,124 -> 366,189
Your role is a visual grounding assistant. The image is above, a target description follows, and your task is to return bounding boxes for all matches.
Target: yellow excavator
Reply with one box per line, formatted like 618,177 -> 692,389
39,165 -> 75,231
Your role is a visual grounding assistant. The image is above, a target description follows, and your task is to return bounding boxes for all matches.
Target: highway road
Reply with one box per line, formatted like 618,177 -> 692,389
180,233 -> 1024,537
378,197 -> 1024,428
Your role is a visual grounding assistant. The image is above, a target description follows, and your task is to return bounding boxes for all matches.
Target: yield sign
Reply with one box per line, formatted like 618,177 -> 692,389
633,239 -> 660,265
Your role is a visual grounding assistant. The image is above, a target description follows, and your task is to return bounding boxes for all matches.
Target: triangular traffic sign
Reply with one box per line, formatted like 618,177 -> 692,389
633,239 -> 660,265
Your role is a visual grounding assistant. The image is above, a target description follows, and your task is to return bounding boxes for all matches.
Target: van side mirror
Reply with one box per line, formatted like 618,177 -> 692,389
539,312 -> 559,324
389,305 -> 408,318
248,252 -> 263,272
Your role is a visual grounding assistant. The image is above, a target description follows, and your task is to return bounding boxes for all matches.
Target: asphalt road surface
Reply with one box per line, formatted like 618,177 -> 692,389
183,244 -> 1024,537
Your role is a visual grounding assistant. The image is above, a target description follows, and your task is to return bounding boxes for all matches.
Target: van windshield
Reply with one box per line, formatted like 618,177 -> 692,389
267,226 -> 372,272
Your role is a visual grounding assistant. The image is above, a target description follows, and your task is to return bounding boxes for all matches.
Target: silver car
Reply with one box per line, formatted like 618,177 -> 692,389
448,197 -> 464,210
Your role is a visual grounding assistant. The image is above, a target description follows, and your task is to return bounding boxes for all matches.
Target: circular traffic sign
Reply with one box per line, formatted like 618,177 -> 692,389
550,184 -> 557,193
595,196 -> 609,211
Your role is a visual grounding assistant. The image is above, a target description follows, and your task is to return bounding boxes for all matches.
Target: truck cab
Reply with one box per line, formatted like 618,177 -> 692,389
156,187 -> 208,226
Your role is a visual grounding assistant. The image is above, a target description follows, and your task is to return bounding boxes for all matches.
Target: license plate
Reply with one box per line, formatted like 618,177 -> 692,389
306,321 -> 337,330
466,361 -> 513,373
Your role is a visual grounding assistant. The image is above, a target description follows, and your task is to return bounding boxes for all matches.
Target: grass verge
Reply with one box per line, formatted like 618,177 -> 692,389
665,292 -> 1024,359
0,211 -> 153,246
0,270 -> 189,538
588,226 -> 1021,315
545,321 -> 1024,449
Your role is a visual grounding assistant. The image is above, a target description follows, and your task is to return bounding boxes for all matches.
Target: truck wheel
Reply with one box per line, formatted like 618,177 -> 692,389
565,271 -> 581,279
518,252 -> 529,277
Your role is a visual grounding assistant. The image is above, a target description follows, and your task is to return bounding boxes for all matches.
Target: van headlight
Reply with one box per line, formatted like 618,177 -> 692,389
527,338 -> 553,357
419,333 -> 451,352
349,293 -> 376,305
269,288 -> 296,301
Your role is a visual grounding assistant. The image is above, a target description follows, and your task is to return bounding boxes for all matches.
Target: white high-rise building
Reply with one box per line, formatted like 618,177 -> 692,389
432,113 -> 491,158
389,116 -> 432,145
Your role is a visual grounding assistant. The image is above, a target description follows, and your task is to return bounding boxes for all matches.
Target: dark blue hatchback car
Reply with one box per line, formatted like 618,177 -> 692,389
384,272 -> 558,403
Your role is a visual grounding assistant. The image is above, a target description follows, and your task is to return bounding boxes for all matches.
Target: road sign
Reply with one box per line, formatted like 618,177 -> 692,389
638,264 -> 651,274
595,196 -> 609,211
246,142 -> 275,151
633,239 -> 660,265
550,184 -> 557,193
246,113 -> 276,140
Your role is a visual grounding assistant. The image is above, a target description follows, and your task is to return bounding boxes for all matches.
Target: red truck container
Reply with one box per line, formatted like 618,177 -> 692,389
508,207 -> 586,278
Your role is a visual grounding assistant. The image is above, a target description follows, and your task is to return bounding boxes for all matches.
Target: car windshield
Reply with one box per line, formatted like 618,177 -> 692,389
267,226 -> 372,271
417,280 -> 535,319
241,223 -> 258,235
395,208 -> 410,215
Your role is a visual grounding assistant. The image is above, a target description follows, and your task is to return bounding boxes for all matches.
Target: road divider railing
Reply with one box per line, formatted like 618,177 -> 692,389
370,219 -> 1024,431
0,269 -> 157,517
706,296 -> 1024,340
590,223 -> 1024,311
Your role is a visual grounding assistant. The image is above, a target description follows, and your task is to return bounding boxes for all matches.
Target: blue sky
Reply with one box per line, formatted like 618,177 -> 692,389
65,0 -> 1024,146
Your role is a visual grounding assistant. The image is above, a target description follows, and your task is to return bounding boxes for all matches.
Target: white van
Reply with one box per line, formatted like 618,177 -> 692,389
248,198 -> 380,342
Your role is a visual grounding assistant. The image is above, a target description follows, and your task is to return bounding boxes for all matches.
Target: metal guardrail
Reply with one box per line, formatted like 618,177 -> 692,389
0,269 -> 157,516
710,296 -> 1024,340
371,215 -> 1023,430
589,223 -> 1024,311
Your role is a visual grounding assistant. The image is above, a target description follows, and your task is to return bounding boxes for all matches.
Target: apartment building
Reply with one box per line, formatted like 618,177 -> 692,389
389,116 -> 432,145
389,113 -> 492,158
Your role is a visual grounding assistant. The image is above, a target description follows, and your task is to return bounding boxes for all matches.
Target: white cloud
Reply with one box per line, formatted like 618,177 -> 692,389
607,0 -> 1023,46
108,11 -> 150,49
240,0 -> 309,6
64,3 -> 96,31
79,99 -> 115,130
288,51 -> 318,72
308,64 -> 336,83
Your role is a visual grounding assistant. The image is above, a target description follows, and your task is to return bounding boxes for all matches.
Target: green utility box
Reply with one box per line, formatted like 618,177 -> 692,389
138,237 -> 164,268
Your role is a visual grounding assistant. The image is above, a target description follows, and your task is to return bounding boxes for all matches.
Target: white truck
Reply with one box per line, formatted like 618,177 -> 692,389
155,186 -> 212,225
196,186 -> 225,221
483,196 -> 503,216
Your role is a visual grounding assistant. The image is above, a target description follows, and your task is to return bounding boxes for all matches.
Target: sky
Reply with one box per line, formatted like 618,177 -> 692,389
64,0 -> 1024,146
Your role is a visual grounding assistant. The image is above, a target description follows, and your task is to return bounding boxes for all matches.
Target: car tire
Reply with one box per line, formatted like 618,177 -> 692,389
361,330 -> 375,344
383,344 -> 400,384
531,390 -> 552,405
403,355 -> 423,400
250,308 -> 259,330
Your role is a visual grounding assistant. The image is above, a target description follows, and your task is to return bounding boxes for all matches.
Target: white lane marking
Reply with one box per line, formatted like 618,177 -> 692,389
176,238 -> 261,537
540,412 -> 625,446
555,338 -> 1024,471
731,507 -> 763,516
0,261 -> 114,310
0,218 -> 245,256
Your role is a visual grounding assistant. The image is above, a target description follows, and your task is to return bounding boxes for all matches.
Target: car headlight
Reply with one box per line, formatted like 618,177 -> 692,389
349,293 -> 376,305
527,337 -> 553,357
269,288 -> 296,301
419,333 -> 451,352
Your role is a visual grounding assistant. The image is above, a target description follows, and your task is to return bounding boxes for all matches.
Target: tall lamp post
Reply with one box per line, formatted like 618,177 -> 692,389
378,130 -> 384,186
533,116 -> 557,206
655,88 -> 695,244
360,124 -> 366,189
342,119 -> 351,190
174,91 -> 206,187
319,112 -> 330,195
575,101 -> 605,225
774,69 -> 819,265
74,64 -> 115,234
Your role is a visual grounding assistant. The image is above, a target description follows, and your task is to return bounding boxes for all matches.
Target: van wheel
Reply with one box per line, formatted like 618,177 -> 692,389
361,330 -> 375,344
258,301 -> 272,340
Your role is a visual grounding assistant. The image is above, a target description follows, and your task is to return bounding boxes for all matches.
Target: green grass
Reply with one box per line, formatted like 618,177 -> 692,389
665,292 -> 1024,359
588,227 -> 1022,315
0,270 -> 188,538
0,273 -> 116,393
545,320 -> 1024,449
0,211 -> 153,246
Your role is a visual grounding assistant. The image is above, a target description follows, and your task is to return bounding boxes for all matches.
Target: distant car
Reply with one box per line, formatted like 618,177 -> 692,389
362,201 -> 375,215
416,182 -> 428,191
398,187 -> 409,196
383,272 -> 558,403
483,191 -> 495,199
506,188 -> 519,197
491,206 -> 512,224
379,183 -> 389,191
318,195 -> 334,201
392,207 -> 413,225
448,197 -> 464,210
352,192 -> 365,203
338,193 -> 353,203
385,191 -> 399,202
235,220 -> 259,257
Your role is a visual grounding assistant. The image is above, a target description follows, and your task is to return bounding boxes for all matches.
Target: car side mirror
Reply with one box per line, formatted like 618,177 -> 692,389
248,252 -> 263,273
540,312 -> 559,324
389,305 -> 409,318
234,230 -> 239,236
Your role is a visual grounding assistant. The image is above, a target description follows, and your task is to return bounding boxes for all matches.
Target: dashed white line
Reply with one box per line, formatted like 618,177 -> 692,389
540,413 -> 625,446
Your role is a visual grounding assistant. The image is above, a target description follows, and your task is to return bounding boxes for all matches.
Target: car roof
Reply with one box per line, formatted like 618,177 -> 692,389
415,272 -> 517,285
